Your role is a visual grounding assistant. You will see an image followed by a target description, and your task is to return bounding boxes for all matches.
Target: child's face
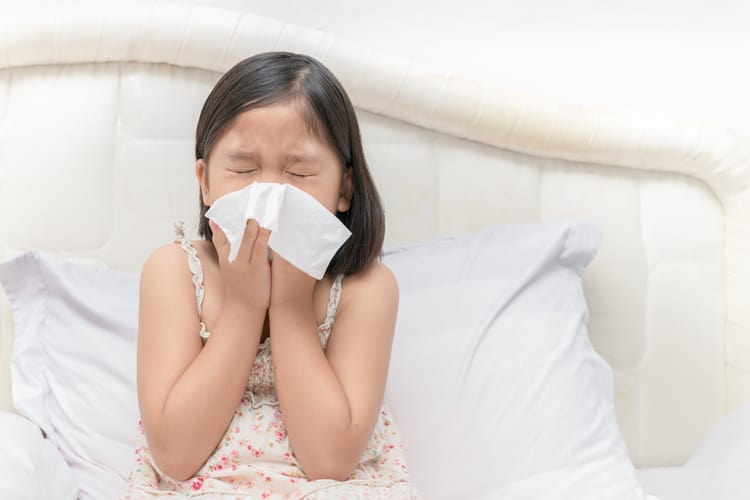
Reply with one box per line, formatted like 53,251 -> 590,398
197,102 -> 352,214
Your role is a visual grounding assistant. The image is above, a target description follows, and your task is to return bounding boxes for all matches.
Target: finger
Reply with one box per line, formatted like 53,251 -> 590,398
209,220 -> 225,244
251,227 -> 271,265
209,220 -> 232,264
209,221 -> 226,249
237,219 -> 260,263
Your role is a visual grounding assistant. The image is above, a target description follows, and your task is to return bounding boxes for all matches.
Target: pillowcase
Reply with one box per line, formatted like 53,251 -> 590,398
0,222 -> 653,500
0,252 -> 140,500
381,221 -> 652,500
0,410 -> 79,500
653,401 -> 750,500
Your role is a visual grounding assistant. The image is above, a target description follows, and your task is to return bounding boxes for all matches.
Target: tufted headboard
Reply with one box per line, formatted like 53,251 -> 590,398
0,2 -> 748,468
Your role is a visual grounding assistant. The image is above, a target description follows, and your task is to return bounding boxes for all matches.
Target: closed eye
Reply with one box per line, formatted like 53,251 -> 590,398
287,171 -> 311,178
230,168 -> 258,174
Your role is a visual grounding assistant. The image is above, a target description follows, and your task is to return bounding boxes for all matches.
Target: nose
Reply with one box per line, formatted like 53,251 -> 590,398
255,170 -> 286,185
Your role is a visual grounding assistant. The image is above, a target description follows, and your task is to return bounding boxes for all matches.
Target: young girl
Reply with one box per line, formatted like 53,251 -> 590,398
120,52 -> 422,498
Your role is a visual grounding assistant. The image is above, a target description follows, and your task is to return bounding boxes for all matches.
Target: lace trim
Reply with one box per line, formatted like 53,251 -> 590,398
248,390 -> 279,409
323,274 -> 344,328
318,273 -> 344,347
173,219 -> 210,341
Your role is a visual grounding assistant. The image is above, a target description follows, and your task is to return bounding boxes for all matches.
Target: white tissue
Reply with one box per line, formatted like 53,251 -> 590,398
204,183 -> 352,280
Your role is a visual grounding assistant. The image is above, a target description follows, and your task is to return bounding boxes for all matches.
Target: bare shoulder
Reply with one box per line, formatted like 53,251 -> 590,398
324,260 -> 398,427
142,240 -> 212,278
137,243 -> 205,456
139,242 -> 201,316
338,260 -> 398,314
137,242 -> 204,388
341,260 -> 397,293
142,242 -> 188,275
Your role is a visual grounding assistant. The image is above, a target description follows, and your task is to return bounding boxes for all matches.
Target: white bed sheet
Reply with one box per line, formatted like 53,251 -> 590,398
636,402 -> 750,500
0,411 -> 78,500
635,467 -> 683,499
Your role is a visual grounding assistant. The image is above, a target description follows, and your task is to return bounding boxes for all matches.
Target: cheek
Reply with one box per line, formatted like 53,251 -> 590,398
291,181 -> 339,214
301,188 -> 338,214
206,177 -> 256,205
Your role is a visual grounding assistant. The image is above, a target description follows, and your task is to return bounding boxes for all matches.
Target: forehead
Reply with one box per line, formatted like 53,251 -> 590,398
220,101 -> 324,148
207,100 -> 342,168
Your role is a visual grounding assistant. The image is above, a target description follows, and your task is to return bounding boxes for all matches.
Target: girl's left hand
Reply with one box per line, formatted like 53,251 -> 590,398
269,251 -> 316,308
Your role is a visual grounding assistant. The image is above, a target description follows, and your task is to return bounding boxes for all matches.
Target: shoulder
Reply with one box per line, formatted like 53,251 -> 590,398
139,244 -> 186,301
142,242 -> 189,277
140,241 -> 203,294
342,260 -> 397,294
142,240 -> 213,275
138,242 -> 207,327
338,260 -> 398,313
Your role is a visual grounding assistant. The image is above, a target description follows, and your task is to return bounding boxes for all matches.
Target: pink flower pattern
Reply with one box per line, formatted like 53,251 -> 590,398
120,272 -> 421,499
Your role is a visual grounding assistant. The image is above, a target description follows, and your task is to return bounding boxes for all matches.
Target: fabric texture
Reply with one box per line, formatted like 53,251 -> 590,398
0,410 -> 79,500
121,223 -> 421,499
638,401 -> 750,500
0,221 -> 656,499
381,221 -> 652,500
0,252 -> 140,500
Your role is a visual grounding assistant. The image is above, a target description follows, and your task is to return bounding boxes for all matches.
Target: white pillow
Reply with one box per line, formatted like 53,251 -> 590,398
0,410 -> 79,500
382,221 -> 652,500
477,456 -> 658,500
660,401 -> 750,500
0,252 -> 139,500
0,223 -> 653,500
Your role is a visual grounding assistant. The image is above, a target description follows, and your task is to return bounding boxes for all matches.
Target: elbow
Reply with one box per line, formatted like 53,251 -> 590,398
301,452 -> 359,482
296,424 -> 366,481
151,446 -> 200,482
141,415 -> 206,481
152,450 -> 200,481
305,467 -> 352,483
147,430 -> 205,482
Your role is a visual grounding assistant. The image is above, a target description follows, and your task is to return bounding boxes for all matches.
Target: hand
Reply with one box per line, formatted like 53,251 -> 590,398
269,252 -> 316,308
210,219 -> 271,311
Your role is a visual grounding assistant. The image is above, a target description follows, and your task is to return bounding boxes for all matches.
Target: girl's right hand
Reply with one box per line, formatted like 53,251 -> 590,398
209,219 -> 271,311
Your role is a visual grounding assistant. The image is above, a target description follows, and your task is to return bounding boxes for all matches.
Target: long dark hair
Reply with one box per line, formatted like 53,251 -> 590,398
195,51 -> 385,276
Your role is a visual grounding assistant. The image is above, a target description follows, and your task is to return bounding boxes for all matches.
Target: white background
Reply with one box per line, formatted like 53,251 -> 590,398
8,1 -> 750,137
169,0 -> 749,139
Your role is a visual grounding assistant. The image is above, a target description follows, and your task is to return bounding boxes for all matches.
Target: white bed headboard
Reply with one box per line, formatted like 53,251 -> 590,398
1,3 -> 748,468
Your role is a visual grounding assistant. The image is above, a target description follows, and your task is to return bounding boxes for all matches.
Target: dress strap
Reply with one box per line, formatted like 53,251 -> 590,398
173,220 -> 211,341
317,274 -> 344,349
321,273 -> 344,331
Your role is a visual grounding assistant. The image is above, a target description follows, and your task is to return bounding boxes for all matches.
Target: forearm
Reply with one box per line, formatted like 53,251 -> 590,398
148,301 -> 265,480
269,302 -> 361,480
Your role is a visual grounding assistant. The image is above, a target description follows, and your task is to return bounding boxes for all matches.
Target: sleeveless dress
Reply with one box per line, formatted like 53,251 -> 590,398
120,221 -> 422,499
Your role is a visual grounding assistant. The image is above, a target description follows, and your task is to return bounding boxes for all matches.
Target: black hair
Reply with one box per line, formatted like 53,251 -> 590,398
195,51 -> 385,276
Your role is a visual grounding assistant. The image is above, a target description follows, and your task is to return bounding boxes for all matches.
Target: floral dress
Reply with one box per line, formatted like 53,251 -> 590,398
120,222 -> 422,499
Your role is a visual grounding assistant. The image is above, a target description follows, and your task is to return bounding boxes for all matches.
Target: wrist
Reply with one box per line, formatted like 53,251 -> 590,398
268,297 -> 314,318
222,295 -> 267,319
268,301 -> 317,340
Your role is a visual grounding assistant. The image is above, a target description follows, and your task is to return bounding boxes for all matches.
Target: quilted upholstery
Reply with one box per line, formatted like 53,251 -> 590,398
0,3 -> 748,468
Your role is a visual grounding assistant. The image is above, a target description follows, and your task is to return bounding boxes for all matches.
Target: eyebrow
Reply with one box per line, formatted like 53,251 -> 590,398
226,151 -> 319,164
227,151 -> 259,162
283,153 -> 318,164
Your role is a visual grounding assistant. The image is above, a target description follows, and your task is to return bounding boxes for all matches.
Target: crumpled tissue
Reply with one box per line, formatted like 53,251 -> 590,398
205,182 -> 351,280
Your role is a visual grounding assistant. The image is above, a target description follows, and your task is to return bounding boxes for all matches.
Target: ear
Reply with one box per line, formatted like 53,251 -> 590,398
337,166 -> 354,213
195,159 -> 210,205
